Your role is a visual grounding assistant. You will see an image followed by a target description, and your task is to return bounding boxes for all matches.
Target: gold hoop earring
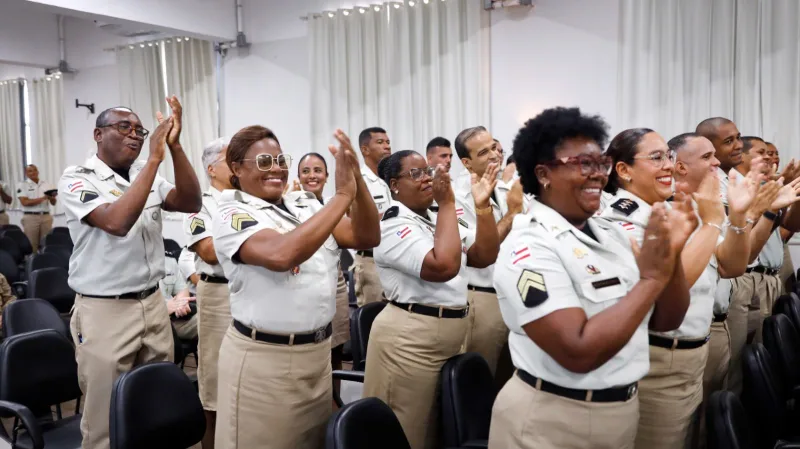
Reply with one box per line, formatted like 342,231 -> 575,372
543,182 -> 550,190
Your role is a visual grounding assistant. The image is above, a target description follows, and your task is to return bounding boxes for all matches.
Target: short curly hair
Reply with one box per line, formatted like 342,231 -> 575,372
512,107 -> 609,196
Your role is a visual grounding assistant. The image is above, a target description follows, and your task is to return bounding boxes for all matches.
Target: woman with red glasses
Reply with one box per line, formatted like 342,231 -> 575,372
488,108 -> 694,449
363,149 -> 500,449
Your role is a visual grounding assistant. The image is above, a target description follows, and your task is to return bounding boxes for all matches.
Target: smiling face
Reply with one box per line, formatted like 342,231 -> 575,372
462,130 -> 502,178
231,138 -> 287,203
298,155 -> 328,198
615,132 -> 674,204
536,137 -> 608,224
709,122 -> 743,171
390,153 -> 434,212
742,139 -> 770,175
674,136 -> 719,193
94,110 -> 145,169
25,165 -> 39,183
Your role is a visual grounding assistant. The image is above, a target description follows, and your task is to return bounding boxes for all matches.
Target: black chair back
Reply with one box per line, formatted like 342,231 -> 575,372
706,391 -> 754,449
42,244 -> 72,263
2,298 -> 70,341
28,267 -> 75,314
0,236 -> 22,265
325,397 -> 410,449
774,293 -> 800,334
163,239 -> 181,259
0,224 -> 20,231
110,362 -> 205,449
0,250 -> 21,284
51,227 -> 70,235
0,329 -> 81,410
762,314 -> 800,389
1,229 -> 33,257
350,302 -> 386,371
340,251 -> 354,273
742,343 -> 786,448
26,252 -> 69,279
441,352 -> 496,448
43,232 -> 73,249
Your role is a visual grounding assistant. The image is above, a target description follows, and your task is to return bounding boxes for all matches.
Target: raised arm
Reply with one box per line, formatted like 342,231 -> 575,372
420,167 -> 462,282
496,180 -> 524,241
159,96 -> 202,213
0,186 -> 11,205
466,163 -> 500,269
677,174 -> 725,285
84,118 -> 172,237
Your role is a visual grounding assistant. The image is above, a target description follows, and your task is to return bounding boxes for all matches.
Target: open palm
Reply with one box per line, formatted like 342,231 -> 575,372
771,177 -> 800,210
727,169 -> 761,215
471,163 -> 499,207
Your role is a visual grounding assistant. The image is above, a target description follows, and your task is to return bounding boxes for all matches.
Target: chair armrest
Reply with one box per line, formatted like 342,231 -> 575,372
462,440 -> 488,448
12,281 -> 27,299
0,400 -> 44,449
775,441 -> 800,449
332,370 -> 365,383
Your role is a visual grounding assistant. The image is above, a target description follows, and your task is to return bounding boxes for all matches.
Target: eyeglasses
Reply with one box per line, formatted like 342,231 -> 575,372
99,121 -> 149,139
398,166 -> 436,181
241,153 -> 292,171
634,150 -> 676,169
543,155 -> 613,176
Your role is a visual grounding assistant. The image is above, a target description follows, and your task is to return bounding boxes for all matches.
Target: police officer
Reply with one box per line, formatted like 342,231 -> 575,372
212,126 -> 379,449
425,137 -> 452,213
18,164 -> 56,251
489,107 -> 694,449
354,126 -> 393,306
452,126 -> 524,379
364,149 -> 499,449
602,129 -> 755,449
58,97 -> 202,449
161,253 -> 197,340
0,181 -> 11,225
183,136 -> 233,449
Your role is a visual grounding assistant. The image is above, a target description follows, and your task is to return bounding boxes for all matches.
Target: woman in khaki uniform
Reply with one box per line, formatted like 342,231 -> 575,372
363,150 -> 500,449
297,152 -> 351,403
212,126 -> 379,449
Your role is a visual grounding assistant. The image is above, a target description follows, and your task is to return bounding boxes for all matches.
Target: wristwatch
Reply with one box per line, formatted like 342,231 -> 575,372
763,211 -> 778,222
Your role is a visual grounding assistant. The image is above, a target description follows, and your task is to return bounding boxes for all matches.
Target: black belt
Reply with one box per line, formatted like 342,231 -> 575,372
649,334 -> 710,350
468,285 -> 496,294
746,266 -> 780,276
23,211 -> 48,215
356,250 -> 373,258
80,285 -> 159,300
516,369 -> 637,403
389,300 -> 468,319
233,320 -> 332,345
200,274 -> 228,284
713,313 -> 728,323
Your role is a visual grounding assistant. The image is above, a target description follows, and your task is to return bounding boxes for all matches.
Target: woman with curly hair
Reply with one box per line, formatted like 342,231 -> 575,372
488,107 -> 694,449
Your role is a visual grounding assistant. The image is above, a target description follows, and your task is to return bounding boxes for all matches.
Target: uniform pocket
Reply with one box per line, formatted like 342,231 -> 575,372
578,279 -> 626,317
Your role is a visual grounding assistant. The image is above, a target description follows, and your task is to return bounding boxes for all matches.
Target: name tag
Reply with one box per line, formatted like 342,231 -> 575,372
373,195 -> 385,200
591,277 -> 621,289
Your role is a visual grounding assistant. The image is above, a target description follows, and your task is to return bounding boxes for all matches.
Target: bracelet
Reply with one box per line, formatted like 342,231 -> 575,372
475,205 -> 493,216
726,221 -> 748,234
706,222 -> 723,233
745,218 -> 756,227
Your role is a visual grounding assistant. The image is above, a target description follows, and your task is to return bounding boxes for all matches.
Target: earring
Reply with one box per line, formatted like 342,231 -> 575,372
393,190 -> 399,194
543,182 -> 550,190
623,177 -> 632,183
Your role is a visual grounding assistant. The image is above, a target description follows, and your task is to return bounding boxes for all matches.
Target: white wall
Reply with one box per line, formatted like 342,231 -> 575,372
0,1 -> 59,67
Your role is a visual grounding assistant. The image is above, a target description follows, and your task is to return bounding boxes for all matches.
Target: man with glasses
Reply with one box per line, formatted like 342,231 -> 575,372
453,126 -> 525,384
58,98 -> 202,449
353,126 -> 393,306
17,164 -> 57,251
183,136 -> 233,449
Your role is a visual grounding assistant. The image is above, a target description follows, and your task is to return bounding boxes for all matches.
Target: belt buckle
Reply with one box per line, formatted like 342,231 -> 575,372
137,289 -> 149,300
627,383 -> 638,399
314,327 -> 326,343
463,303 -> 470,318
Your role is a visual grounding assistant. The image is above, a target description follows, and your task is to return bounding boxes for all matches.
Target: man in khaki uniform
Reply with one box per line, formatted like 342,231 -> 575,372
354,127 -> 393,306
183,136 -> 233,449
58,99 -> 202,449
453,126 -> 524,380
17,165 -> 56,251
0,181 -> 11,225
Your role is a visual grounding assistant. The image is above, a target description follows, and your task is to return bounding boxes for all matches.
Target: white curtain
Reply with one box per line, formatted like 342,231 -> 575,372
29,75 -> 65,215
618,0 -> 800,159
0,79 -> 23,209
164,38 -> 218,189
309,0 -> 490,178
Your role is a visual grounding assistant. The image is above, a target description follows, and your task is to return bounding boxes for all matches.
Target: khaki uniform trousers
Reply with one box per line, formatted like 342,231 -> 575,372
780,244 -> 795,294
215,326 -> 332,449
196,280 -> 231,411
465,289 -> 508,375
750,272 -> 782,345
697,321 -> 731,449
354,254 -> 384,306
635,343 -> 708,449
363,303 -> 468,449
21,212 -> 52,252
489,373 -> 639,449
0,211 -> 8,226
174,314 -> 198,340
725,274 -> 756,396
331,270 -> 350,348
70,290 -> 174,449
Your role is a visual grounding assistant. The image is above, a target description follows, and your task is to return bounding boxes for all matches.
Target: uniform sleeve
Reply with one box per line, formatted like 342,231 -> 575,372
184,204 -> 213,249
494,236 -> 583,327
154,175 -> 175,204
600,216 -> 645,247
58,173 -> 111,222
375,218 -> 432,278
212,202 -> 276,263
16,184 -> 28,199
178,250 -> 196,282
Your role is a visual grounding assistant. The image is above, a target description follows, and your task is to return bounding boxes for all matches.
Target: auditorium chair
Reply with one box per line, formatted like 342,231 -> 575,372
163,239 -> 181,260
0,329 -> 82,449
774,293 -> 800,333
0,249 -> 27,297
0,224 -> 21,232
331,302 -> 385,407
0,236 -> 24,266
2,298 -> 70,342
762,314 -> 800,390
28,267 -> 75,315
26,252 -> 69,280
42,245 -> 72,264
440,353 -> 496,449
708,390 -> 800,449
51,227 -> 70,235
326,397 -> 412,449
42,232 -> 73,249
110,362 -> 205,449
1,228 -> 33,258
